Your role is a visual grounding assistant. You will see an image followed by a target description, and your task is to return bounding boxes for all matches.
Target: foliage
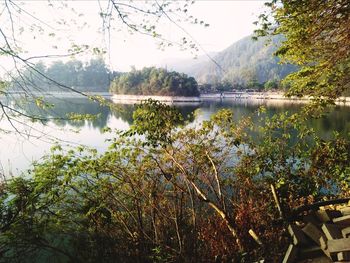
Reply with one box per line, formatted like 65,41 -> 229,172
110,67 -> 200,97
264,79 -> 279,91
0,0 -> 208,128
254,0 -> 350,103
1,100 -> 349,262
198,82 -> 233,93
13,58 -> 119,92
198,79 -> 280,93
125,99 -> 184,147
1,1 -> 350,262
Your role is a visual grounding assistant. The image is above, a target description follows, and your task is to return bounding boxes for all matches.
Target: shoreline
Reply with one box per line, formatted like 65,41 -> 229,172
112,94 -> 201,103
112,93 -> 350,106
5,92 -> 349,106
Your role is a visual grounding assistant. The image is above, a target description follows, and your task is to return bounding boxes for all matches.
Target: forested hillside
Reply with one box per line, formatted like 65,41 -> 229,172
175,35 -> 297,85
13,58 -> 118,92
110,67 -> 200,96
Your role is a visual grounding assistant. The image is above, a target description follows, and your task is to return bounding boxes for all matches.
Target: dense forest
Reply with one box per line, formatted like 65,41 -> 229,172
170,35 -> 297,89
12,58 -> 119,92
110,67 -> 200,97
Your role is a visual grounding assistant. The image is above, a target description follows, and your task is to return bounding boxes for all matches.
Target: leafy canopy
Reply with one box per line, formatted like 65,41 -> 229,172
14,58 -> 118,92
110,67 -> 200,97
125,99 -> 184,147
255,0 -> 350,103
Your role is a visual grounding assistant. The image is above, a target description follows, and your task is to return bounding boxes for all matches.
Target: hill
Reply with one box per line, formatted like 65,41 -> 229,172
169,35 -> 297,86
110,67 -> 200,97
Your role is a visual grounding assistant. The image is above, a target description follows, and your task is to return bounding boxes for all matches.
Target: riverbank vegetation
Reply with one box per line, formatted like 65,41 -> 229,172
1,100 -> 349,262
0,0 -> 349,262
198,79 -> 281,93
110,67 -> 200,97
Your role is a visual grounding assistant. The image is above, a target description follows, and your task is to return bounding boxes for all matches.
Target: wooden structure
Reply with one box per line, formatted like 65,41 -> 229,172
282,199 -> 350,262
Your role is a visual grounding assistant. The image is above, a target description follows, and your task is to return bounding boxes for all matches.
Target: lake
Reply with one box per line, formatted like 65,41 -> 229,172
1,95 -> 350,176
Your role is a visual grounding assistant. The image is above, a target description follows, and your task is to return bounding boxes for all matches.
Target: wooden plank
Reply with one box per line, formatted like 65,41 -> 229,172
337,251 -> 350,261
327,238 -> 350,253
297,256 -> 332,263
342,227 -> 350,238
327,210 -> 343,219
248,229 -> 263,246
271,184 -> 284,219
333,215 -> 350,227
303,212 -> 320,226
288,198 -> 350,220
319,237 -> 332,258
282,244 -> 298,263
288,224 -> 309,245
340,207 -> 350,216
316,210 -> 342,222
302,223 -> 327,246
322,223 -> 343,240
299,246 -> 324,259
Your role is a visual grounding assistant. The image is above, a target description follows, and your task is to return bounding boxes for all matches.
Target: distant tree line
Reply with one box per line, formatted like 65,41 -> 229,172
13,58 -> 119,92
199,79 -> 280,93
110,67 -> 200,97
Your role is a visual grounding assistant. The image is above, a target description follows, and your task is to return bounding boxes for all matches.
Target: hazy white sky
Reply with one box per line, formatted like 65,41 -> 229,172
0,1 -> 265,73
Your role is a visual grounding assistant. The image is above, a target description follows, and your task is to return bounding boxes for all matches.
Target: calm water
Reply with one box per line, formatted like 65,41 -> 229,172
1,95 -> 350,175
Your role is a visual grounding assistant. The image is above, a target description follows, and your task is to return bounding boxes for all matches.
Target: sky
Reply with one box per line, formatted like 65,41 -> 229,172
0,1 -> 266,73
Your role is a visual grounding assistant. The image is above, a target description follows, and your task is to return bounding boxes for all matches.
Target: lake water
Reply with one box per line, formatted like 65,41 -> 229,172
1,95 -> 350,176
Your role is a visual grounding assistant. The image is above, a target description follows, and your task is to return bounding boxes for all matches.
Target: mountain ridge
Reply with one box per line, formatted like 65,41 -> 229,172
166,35 -> 296,85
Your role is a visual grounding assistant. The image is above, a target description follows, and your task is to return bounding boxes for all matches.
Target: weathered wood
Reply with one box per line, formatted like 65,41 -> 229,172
303,212 -> 320,226
288,198 -> 350,221
249,229 -> 263,246
299,246 -> 324,259
322,223 -> 343,240
316,210 -> 342,222
319,237 -> 332,258
271,184 -> 284,219
342,227 -> 350,238
327,238 -> 350,253
282,244 -> 298,263
333,215 -> 350,227
337,251 -> 350,261
332,210 -> 344,218
302,223 -> 327,246
298,256 -> 331,263
297,256 -> 332,263
340,207 -> 350,216
288,224 -> 309,246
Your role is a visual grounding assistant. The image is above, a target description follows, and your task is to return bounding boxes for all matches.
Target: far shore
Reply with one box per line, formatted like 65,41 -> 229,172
112,92 -> 350,106
4,91 -> 350,106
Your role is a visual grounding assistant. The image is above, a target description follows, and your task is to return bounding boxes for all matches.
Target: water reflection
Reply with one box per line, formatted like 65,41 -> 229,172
200,99 -> 350,138
4,96 -> 350,137
0,96 -> 349,175
13,97 -> 200,127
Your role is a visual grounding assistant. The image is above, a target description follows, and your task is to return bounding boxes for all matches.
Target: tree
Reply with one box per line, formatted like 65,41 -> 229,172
81,58 -> 111,88
264,79 -> 278,91
2,99 -> 349,262
14,58 -> 114,92
110,67 -> 200,97
254,0 -> 350,103
0,0 -> 208,133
